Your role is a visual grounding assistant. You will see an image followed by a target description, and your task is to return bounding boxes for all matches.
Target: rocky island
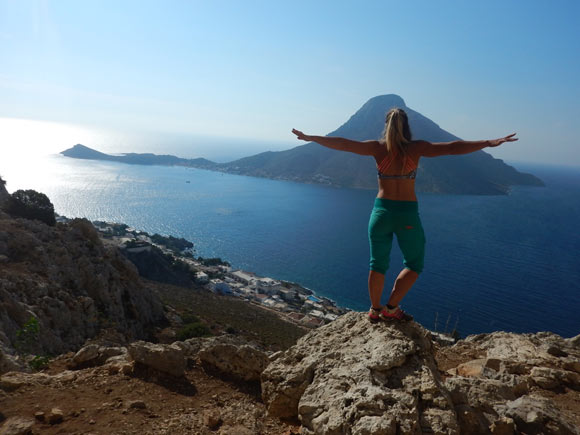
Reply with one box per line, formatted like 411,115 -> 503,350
61,94 -> 544,195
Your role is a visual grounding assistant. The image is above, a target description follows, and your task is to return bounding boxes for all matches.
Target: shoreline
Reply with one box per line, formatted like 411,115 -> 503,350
56,215 -> 350,329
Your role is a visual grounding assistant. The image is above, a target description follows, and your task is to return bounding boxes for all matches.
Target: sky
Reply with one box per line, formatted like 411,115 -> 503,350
1,0 -> 579,165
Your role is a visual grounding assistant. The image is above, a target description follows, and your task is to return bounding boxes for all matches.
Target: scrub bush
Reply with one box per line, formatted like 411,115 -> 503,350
6,189 -> 56,226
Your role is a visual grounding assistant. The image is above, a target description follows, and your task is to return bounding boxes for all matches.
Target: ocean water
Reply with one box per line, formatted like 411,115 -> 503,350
2,152 -> 579,338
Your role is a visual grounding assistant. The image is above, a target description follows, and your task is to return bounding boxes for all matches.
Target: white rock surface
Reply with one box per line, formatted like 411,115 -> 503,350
262,312 -> 459,435
198,335 -> 270,382
128,341 -> 185,377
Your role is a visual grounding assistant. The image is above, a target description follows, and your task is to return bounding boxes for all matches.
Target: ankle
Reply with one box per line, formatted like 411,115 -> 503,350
386,304 -> 397,310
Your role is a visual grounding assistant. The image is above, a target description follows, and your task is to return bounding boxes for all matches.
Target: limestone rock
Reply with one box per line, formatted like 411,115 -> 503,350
173,337 -> 204,357
128,400 -> 147,409
128,341 -> 185,377
529,366 -> 580,389
466,331 -> 580,369
455,358 -> 501,377
198,336 -> 270,382
0,416 -> 34,435
47,408 -> 64,424
567,333 -> 580,348
262,312 -> 459,435
0,215 -> 166,370
70,344 -> 128,369
498,396 -> 579,435
0,371 -> 51,391
71,344 -> 100,367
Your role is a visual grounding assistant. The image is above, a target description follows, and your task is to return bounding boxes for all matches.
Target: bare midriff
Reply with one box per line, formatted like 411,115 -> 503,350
377,178 -> 418,201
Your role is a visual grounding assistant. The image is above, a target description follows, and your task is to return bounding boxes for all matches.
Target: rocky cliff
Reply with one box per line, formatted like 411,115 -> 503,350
0,209 -> 166,373
263,313 -> 580,434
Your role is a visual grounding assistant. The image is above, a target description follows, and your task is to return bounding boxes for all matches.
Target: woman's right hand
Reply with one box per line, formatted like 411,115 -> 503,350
292,128 -> 310,141
488,133 -> 518,147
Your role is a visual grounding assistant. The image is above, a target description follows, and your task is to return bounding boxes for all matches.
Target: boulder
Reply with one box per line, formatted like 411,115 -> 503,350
47,408 -> 63,425
127,341 -> 185,377
71,344 -> 100,368
198,336 -> 270,382
0,371 -> 51,392
455,358 -> 500,377
69,344 -> 128,369
529,366 -> 580,390
262,312 -> 459,435
498,396 -> 579,435
0,416 -> 34,435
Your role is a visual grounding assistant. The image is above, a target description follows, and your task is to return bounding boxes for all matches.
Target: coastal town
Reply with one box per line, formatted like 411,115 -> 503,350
56,216 -> 349,328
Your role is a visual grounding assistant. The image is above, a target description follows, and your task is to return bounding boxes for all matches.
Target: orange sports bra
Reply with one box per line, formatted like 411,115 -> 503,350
377,151 -> 417,179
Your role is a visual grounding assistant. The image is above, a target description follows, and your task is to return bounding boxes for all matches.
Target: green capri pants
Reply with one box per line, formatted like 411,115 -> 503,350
368,198 -> 426,274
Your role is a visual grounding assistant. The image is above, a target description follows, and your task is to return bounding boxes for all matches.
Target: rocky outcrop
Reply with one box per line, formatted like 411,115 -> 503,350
64,334 -> 270,381
262,312 -> 459,434
0,214 -> 166,371
262,313 -> 580,435
443,331 -> 580,434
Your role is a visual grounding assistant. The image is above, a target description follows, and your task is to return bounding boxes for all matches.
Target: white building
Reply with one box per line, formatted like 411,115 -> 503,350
209,279 -> 231,294
196,271 -> 209,284
124,241 -> 152,253
230,270 -> 257,286
309,310 -> 326,319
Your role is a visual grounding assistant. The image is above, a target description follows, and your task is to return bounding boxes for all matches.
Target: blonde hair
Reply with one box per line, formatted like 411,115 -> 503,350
382,108 -> 412,155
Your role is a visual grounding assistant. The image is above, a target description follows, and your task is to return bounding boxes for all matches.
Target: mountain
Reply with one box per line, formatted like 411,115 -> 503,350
218,94 -> 543,194
61,95 -> 544,195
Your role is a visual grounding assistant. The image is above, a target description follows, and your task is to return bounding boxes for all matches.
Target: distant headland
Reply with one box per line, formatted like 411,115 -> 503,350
61,94 -> 544,195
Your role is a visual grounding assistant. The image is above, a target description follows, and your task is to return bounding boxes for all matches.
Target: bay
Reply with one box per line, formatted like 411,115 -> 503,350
2,153 -> 579,338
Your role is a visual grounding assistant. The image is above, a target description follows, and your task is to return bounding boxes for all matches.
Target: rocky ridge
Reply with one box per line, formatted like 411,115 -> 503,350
263,313 -> 580,434
0,209 -> 166,373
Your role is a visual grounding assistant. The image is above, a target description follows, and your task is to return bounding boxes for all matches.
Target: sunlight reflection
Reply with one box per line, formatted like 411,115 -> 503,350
0,117 -> 96,158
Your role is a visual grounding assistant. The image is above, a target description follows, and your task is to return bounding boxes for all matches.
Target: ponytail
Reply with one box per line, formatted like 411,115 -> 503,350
383,108 -> 412,155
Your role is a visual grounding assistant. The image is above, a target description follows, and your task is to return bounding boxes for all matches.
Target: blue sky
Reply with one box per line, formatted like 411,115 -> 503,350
1,0 -> 579,165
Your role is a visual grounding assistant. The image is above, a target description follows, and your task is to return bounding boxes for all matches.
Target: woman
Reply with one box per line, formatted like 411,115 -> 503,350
292,108 -> 517,323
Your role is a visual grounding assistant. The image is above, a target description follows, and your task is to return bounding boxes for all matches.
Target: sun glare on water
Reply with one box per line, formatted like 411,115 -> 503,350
0,118 -> 95,159
0,118 -> 101,191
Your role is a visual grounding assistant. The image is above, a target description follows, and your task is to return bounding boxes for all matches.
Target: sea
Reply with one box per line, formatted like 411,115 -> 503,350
1,120 -> 579,338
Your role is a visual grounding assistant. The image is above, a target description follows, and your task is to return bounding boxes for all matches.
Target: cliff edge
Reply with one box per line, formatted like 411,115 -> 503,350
263,312 -> 580,434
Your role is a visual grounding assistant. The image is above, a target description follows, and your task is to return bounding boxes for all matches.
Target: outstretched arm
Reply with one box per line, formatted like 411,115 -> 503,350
416,133 -> 519,157
292,128 -> 379,156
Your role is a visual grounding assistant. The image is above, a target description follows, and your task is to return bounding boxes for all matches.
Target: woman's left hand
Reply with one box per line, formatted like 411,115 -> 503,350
292,128 -> 310,141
